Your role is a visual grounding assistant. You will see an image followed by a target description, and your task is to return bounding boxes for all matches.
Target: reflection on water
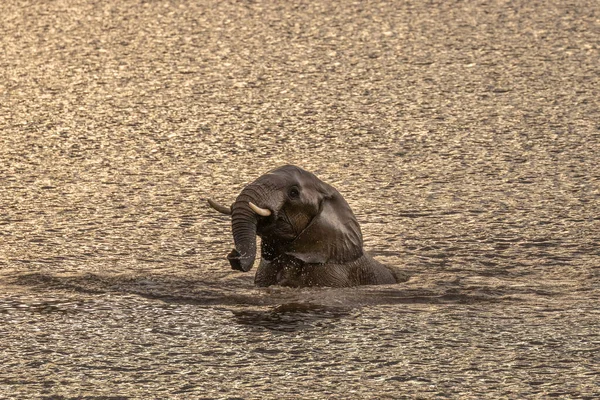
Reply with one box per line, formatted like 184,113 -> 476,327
233,303 -> 354,333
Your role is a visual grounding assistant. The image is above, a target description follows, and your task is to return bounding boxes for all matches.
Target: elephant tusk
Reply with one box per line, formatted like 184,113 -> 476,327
208,198 -> 232,215
249,202 -> 272,217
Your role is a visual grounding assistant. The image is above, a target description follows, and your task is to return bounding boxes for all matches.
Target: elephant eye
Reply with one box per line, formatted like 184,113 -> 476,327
288,187 -> 300,199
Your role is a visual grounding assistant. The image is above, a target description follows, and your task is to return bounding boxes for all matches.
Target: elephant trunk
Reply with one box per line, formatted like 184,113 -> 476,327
228,184 -> 274,272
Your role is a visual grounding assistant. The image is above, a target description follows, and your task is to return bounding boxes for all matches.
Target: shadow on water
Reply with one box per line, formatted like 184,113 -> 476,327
9,271 -> 503,309
7,273 -> 362,333
9,272 -> 257,306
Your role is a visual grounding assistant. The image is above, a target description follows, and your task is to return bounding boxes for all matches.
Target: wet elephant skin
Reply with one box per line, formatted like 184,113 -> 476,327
209,165 -> 406,287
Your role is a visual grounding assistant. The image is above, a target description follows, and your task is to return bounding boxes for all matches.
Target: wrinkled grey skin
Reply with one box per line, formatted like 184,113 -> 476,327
208,165 -> 406,287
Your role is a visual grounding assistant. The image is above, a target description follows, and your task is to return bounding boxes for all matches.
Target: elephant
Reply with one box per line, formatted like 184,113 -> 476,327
208,165 -> 407,288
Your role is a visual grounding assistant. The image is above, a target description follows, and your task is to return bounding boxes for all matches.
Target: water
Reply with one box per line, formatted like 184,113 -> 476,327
1,0 -> 599,398
2,289 -> 599,398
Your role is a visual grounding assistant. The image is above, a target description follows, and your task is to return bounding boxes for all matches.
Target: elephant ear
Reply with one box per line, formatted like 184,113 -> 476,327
286,188 -> 363,264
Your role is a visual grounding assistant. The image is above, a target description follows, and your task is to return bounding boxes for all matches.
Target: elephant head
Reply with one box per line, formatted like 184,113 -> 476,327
209,165 -> 364,273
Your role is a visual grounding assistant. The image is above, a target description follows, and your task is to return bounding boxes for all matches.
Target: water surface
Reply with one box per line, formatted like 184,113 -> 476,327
1,0 -> 599,398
